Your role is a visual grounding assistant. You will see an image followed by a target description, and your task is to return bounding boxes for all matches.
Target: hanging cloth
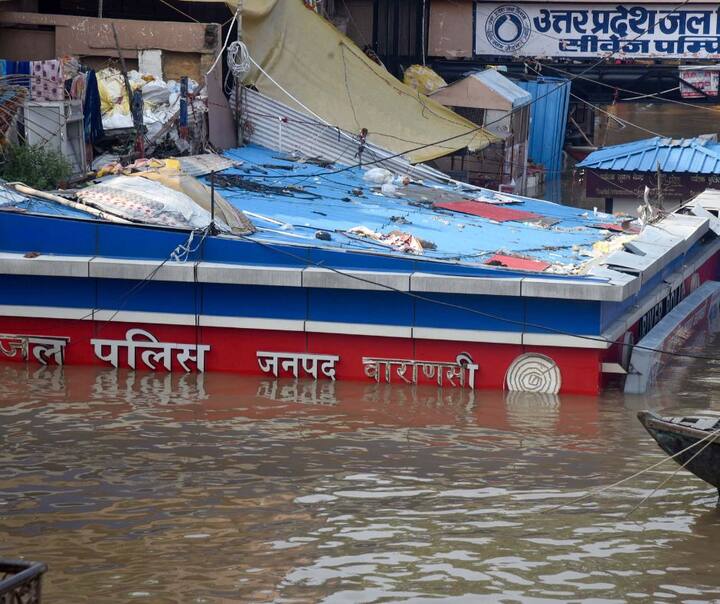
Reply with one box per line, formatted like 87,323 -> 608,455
30,59 -> 64,101
83,70 -> 104,143
70,73 -> 86,101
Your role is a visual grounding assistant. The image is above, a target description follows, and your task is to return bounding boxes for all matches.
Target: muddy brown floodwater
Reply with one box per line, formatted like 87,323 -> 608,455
2,338 -> 720,603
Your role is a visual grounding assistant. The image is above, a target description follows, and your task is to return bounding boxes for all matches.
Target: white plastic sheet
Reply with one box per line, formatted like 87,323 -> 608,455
76,176 -> 212,229
97,69 -> 204,139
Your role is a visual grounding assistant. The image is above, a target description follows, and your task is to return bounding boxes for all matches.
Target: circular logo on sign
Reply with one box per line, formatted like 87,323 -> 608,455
485,5 -> 531,53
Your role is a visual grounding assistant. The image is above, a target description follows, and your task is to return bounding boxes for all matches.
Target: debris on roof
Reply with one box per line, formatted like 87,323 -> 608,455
484,253 -> 552,272
212,143 -> 633,274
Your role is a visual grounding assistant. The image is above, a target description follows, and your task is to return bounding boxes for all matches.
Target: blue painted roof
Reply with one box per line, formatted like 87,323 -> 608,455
213,144 -> 625,271
0,145 -> 630,274
578,136 -> 720,174
0,181 -> 96,219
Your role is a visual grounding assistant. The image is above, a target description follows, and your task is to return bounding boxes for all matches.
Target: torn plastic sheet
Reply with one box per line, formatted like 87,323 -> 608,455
348,225 -> 424,254
98,69 -> 205,140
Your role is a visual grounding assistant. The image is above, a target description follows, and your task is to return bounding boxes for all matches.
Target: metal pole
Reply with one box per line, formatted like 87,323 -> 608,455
210,170 -> 215,224
236,0 -> 244,145
657,160 -> 664,210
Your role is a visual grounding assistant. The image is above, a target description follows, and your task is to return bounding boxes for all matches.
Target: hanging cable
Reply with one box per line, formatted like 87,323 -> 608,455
229,230 -> 720,363
226,40 -> 251,79
235,0 -> 693,180
206,6 -> 241,77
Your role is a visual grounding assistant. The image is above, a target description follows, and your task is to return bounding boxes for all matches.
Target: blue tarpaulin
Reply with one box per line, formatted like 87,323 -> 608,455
516,77 -> 570,203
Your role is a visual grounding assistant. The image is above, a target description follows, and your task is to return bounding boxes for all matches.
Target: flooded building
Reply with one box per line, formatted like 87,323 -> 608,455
331,0 -> 720,199
578,135 -> 720,214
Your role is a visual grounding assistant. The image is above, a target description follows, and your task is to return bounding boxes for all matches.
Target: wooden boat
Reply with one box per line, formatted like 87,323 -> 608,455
638,411 -> 720,492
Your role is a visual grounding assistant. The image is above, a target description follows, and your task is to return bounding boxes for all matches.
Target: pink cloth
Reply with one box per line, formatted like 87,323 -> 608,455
30,60 -> 64,101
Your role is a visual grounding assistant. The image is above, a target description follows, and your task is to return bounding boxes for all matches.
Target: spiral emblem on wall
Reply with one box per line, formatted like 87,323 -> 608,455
505,353 -> 561,394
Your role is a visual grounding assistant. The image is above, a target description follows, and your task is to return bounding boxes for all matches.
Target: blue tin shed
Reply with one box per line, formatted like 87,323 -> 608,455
578,136 -> 720,213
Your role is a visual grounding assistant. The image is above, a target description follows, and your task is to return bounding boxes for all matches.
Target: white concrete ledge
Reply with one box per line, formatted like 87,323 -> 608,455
0,304 -> 93,320
197,263 -> 303,286
522,332 -> 609,349
413,326 -> 522,344
89,257 -> 195,282
0,253 -> 92,278
302,267 -> 411,291
0,304 -> 669,352
521,277 -> 638,302
92,309 -> 193,324
200,316 -> 304,331
411,273 -> 522,296
305,320 -> 412,338
1,239 -> 718,305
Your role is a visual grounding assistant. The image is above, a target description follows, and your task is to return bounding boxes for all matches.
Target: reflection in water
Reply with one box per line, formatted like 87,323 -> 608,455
2,348 -> 720,602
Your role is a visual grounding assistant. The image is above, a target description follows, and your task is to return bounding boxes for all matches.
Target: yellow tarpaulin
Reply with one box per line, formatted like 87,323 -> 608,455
185,0 -> 499,163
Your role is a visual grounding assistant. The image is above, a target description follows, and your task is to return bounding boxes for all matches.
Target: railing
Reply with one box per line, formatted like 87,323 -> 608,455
0,560 -> 47,604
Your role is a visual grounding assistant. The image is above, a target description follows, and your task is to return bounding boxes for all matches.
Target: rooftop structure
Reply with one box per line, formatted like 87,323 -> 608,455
578,136 -> 720,174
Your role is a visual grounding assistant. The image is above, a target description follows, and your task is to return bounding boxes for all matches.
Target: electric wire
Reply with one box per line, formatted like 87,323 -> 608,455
537,61 -> 720,113
230,230 -> 720,362
230,0 -> 693,181
524,62 -> 669,138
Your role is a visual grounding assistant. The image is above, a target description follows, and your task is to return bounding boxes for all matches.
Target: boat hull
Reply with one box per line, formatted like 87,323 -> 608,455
638,411 -> 720,490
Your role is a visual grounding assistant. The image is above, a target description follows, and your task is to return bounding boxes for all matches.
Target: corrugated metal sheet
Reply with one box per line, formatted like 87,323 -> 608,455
471,70 -> 531,108
241,87 -> 458,184
179,154 -> 237,177
577,137 -> 720,174
516,76 -> 570,202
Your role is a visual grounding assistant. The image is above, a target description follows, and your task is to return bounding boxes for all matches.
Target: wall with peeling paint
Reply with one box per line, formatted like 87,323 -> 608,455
0,12 -> 219,61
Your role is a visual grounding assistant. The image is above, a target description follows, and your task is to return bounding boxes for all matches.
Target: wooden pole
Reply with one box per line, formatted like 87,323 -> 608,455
111,23 -> 144,157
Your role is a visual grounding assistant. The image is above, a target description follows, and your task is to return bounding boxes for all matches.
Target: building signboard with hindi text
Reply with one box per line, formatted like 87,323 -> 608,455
474,2 -> 720,59
584,170 -> 720,200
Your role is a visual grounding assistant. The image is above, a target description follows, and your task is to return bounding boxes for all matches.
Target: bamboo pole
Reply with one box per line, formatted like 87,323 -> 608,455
10,183 -> 132,224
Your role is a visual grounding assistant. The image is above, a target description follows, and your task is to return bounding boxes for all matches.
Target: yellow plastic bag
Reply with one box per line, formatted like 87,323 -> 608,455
403,65 -> 447,96
96,69 -> 130,115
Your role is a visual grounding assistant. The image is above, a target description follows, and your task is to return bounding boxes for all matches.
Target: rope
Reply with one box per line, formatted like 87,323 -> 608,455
622,86 -> 681,102
547,425 -> 720,512
226,40 -> 251,79
231,232 -> 720,362
625,429 -> 720,517
205,6 -> 240,77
